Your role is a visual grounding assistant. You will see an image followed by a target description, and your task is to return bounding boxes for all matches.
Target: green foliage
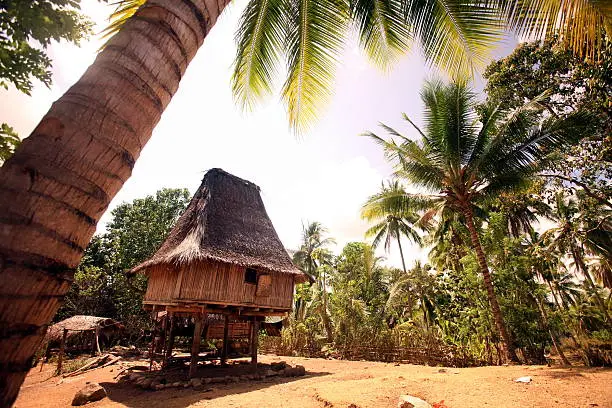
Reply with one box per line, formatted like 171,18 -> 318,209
0,123 -> 19,164
57,188 -> 191,338
483,36 -> 612,206
0,0 -> 92,94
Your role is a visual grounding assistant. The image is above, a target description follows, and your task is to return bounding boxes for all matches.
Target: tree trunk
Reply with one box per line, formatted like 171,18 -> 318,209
0,0 -> 230,404
396,235 -> 407,274
461,205 -> 519,364
321,272 -> 333,342
535,297 -> 571,366
396,235 -> 414,318
571,246 -> 610,322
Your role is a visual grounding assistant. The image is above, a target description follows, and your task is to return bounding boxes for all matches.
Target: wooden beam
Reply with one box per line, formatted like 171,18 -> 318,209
163,313 -> 175,368
221,315 -> 229,366
251,317 -> 259,368
95,326 -> 101,355
56,328 -> 68,375
189,313 -> 205,378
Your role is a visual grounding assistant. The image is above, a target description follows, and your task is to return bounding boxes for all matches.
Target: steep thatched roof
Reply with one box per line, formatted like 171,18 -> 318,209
45,316 -> 121,343
131,168 -> 306,282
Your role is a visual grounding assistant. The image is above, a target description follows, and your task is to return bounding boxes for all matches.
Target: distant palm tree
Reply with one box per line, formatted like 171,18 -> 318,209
543,192 -> 610,322
366,80 -> 595,362
293,221 -> 335,340
362,180 -> 422,274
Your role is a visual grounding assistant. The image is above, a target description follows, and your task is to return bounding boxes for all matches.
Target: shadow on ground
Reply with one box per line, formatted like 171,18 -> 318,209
536,366 -> 611,379
100,371 -> 330,408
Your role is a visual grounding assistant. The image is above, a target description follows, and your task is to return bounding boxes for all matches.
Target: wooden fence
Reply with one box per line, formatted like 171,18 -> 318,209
259,337 -> 485,367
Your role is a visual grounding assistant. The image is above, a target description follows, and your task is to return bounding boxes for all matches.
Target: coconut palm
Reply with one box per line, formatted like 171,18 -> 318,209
543,192 -> 611,322
362,180 -> 423,274
293,221 -> 335,340
366,80 -> 596,362
0,0 -> 610,403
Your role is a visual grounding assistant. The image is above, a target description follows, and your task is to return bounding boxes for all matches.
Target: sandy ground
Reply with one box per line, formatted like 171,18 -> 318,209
14,355 -> 612,408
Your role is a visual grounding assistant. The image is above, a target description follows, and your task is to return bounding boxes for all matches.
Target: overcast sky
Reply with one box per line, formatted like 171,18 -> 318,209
1,0 -> 516,268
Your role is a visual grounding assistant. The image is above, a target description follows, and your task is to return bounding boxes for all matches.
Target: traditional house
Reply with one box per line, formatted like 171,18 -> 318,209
131,168 -> 307,375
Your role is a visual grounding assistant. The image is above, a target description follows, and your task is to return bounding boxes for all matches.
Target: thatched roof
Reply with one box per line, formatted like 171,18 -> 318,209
131,168 -> 306,282
45,316 -> 121,343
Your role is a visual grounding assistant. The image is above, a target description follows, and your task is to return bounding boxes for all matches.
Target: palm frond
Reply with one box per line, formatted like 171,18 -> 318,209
232,0 -> 289,109
100,0 -> 145,40
282,0 -> 348,132
404,0 -> 505,77
351,0 -> 412,68
495,0 -> 612,61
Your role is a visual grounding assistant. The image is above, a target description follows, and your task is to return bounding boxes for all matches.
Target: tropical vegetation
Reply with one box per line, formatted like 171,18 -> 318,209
0,0 -> 610,404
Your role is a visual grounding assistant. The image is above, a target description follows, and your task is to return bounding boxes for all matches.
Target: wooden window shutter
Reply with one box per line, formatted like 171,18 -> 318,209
256,274 -> 272,297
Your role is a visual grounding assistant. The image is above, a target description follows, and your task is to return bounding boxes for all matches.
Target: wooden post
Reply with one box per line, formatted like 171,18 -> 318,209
155,314 -> 167,354
56,329 -> 68,375
221,315 -> 229,366
149,313 -> 158,371
163,314 -> 175,367
94,326 -> 101,355
189,313 -> 204,378
251,317 -> 259,368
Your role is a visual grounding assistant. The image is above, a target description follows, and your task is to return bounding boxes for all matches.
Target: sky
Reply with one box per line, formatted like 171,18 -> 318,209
1,0 -> 517,269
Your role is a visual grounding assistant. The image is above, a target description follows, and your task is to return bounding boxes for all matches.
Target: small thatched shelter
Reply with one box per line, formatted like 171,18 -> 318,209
45,316 -> 123,351
132,168 -> 307,375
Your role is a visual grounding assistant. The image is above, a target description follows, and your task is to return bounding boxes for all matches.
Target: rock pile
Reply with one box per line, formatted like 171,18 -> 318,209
122,362 -> 307,391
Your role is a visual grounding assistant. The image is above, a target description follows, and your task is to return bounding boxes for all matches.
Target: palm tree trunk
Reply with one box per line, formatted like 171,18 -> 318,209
571,246 -> 610,322
396,235 -> 414,318
0,1 -> 229,405
535,296 -> 571,366
396,235 -> 407,274
461,205 -> 519,363
321,271 -> 333,342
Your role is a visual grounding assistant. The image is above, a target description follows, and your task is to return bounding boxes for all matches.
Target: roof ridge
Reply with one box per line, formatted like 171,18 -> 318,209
206,168 -> 261,191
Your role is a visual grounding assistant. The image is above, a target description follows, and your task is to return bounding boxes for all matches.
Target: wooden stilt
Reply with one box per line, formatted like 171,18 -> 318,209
56,328 -> 68,375
95,326 -> 101,355
189,313 -> 204,378
164,314 -> 175,367
155,314 -> 167,354
221,315 -> 229,366
251,317 -> 259,368
149,313 -> 158,371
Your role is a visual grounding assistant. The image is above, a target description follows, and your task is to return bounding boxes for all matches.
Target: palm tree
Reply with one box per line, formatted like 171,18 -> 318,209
362,180 -> 422,274
543,192 -> 611,322
0,0 -> 609,403
366,80 -> 595,362
293,221 -> 335,340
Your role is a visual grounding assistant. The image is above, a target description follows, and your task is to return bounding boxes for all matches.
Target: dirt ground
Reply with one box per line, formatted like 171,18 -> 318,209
14,355 -> 612,408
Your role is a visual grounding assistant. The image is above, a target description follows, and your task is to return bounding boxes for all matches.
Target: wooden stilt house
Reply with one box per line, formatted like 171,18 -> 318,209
131,168 -> 307,375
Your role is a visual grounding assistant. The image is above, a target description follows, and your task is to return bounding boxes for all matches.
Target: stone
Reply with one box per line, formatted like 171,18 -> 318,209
294,365 -> 306,376
155,384 -> 165,391
437,369 -> 447,373
202,378 -> 212,384
514,376 -> 532,383
190,378 -> 203,390
271,361 -> 287,371
71,383 -> 107,406
265,370 -> 279,377
397,395 -> 432,408
140,378 -> 153,389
